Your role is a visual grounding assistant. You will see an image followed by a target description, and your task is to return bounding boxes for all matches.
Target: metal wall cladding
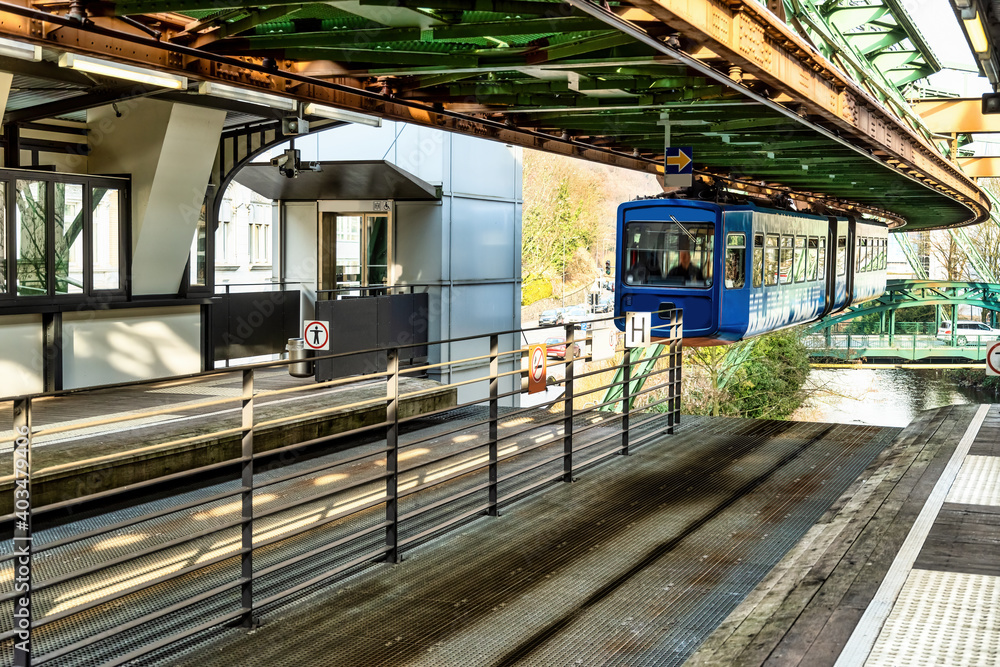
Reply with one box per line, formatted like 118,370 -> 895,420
212,290 -> 301,361
451,134 -> 517,200
449,197 -> 517,281
314,293 -> 429,381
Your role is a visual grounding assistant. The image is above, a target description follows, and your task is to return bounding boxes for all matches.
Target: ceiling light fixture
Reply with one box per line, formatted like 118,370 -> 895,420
198,81 -> 298,111
0,37 -> 41,62
303,103 -> 382,127
963,11 -> 990,54
59,53 -> 187,89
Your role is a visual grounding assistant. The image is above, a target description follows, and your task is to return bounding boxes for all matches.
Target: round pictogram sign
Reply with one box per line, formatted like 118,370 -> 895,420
987,341 -> 1000,376
304,320 -> 330,351
530,346 -> 545,382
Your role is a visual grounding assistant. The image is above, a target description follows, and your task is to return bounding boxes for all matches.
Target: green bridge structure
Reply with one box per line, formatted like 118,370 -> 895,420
806,280 -> 1000,362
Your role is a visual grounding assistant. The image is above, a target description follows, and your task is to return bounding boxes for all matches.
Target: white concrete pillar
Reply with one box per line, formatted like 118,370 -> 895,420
87,99 -> 226,295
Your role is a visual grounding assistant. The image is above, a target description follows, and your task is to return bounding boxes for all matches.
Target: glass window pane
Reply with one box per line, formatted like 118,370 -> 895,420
765,234 -> 779,286
725,233 -> 745,289
337,215 -> 362,286
752,234 -> 763,288
837,236 -> 846,275
794,236 -> 807,282
16,180 -> 47,296
190,202 -> 206,288
92,188 -> 121,291
818,238 -> 826,280
779,236 -> 793,284
54,182 -> 84,294
807,237 -> 818,281
623,220 -> 714,287
366,214 -> 388,286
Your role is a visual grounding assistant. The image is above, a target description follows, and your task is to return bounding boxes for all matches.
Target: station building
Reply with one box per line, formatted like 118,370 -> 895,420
0,94 -> 523,404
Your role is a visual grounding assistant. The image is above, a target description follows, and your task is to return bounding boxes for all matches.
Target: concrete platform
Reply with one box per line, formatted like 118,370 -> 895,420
0,369 -> 457,512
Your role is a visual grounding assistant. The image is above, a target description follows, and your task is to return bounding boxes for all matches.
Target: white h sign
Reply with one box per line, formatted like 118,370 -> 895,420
625,312 -> 651,348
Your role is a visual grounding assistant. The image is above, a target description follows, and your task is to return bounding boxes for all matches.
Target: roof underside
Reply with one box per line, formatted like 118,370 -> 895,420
1,0 -> 986,230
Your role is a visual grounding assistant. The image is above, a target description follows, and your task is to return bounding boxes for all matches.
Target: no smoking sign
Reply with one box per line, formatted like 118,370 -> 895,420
303,320 -> 330,351
528,344 -> 547,394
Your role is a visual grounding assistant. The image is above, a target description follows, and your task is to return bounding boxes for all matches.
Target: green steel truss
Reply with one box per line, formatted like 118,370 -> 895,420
780,0 -> 944,151
599,345 -> 664,413
893,233 -> 928,280
810,279 -> 1000,331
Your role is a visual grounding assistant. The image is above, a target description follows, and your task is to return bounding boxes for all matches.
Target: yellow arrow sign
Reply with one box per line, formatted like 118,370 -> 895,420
666,149 -> 692,172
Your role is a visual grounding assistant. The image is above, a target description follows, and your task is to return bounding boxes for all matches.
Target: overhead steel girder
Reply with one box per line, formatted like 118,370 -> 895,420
825,6 -> 889,31
0,5 -> 665,175
914,98 -> 1000,134
845,29 -> 906,56
580,0 -> 988,227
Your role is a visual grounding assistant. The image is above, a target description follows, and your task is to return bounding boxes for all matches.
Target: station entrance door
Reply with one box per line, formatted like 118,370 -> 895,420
319,210 -> 391,294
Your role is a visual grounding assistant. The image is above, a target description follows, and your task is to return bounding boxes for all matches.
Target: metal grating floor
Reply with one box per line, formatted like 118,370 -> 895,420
133,417 -> 899,667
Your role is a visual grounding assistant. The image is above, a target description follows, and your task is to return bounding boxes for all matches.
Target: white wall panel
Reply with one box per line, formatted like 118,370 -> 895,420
452,135 -> 517,200
63,307 -> 201,389
450,198 -> 516,281
0,315 -> 43,398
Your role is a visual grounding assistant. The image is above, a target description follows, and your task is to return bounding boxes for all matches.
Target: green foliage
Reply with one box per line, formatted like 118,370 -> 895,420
521,274 -> 553,306
683,328 -> 812,419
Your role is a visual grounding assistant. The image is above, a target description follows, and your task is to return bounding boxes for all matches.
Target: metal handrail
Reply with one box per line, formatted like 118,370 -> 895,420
3,311 -> 683,666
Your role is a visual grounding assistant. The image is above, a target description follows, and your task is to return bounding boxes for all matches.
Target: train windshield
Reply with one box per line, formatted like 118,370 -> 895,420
622,220 -> 714,287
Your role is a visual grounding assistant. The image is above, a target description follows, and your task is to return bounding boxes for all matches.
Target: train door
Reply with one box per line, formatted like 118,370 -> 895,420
719,211 -> 751,341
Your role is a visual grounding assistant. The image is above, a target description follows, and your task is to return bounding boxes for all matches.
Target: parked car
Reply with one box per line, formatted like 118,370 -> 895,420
538,309 -> 564,326
937,320 -> 1000,346
544,337 -> 581,359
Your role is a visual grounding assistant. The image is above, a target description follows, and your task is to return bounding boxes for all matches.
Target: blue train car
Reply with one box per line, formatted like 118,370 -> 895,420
615,199 -> 888,345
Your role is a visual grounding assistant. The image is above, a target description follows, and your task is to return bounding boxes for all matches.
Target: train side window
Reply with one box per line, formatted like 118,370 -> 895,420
864,237 -> 871,271
837,236 -> 846,275
725,233 -> 745,289
765,234 -> 779,286
881,238 -> 887,269
807,237 -> 818,281
779,235 -> 793,284
817,238 -> 826,280
752,234 -> 763,287
859,238 -> 867,272
794,236 -> 807,282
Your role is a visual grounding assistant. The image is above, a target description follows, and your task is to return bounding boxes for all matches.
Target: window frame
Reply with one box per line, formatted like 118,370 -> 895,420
1,169 -> 129,304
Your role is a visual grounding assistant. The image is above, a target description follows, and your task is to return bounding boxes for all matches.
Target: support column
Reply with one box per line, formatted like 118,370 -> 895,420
887,309 -> 896,347
87,99 -> 225,295
951,304 -> 958,346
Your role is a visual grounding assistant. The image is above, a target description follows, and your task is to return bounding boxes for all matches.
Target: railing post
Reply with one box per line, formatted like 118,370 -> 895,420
670,309 -> 682,433
240,368 -> 254,628
621,347 -> 631,455
488,334 -> 499,516
12,398 -> 32,667
563,323 -> 574,482
385,348 -> 401,562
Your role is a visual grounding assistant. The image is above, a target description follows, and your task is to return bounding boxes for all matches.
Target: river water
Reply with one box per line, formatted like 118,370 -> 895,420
791,368 -> 998,428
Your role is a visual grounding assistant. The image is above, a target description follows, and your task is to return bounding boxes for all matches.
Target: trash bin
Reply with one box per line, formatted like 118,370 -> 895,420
286,338 -> 314,378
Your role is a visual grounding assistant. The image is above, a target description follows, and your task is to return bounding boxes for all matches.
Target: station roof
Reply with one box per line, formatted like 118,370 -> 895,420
235,160 -> 441,201
0,0 -> 989,230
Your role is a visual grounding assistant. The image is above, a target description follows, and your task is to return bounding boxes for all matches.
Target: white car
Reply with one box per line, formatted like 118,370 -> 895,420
937,320 -> 1000,346
563,306 -> 589,324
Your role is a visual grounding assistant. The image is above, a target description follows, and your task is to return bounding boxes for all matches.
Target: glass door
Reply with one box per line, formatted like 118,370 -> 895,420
318,211 -> 391,295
